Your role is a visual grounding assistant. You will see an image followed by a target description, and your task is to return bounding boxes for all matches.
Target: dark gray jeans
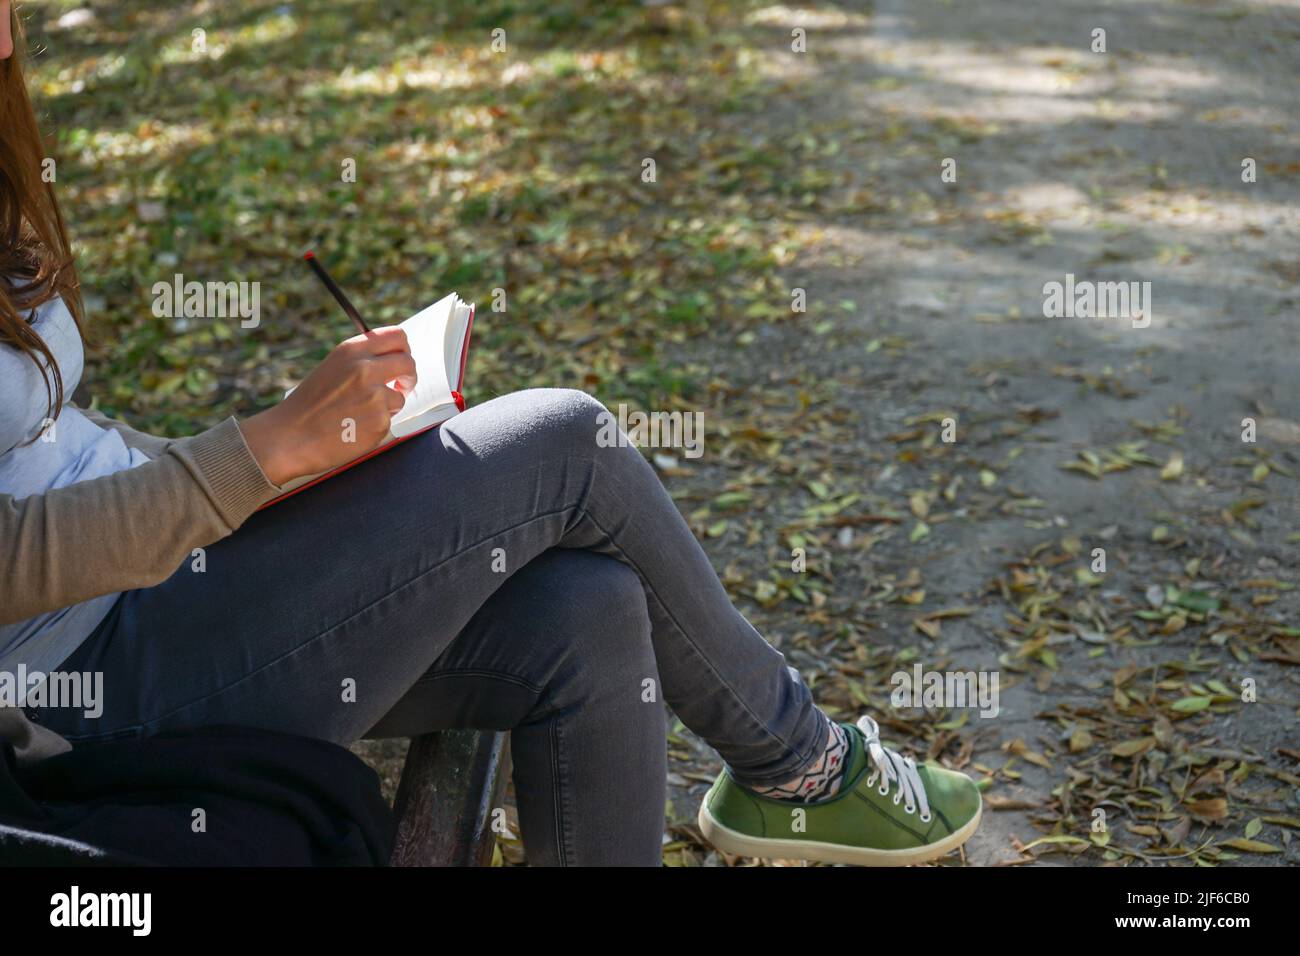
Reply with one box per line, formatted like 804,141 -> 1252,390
37,389 -> 825,865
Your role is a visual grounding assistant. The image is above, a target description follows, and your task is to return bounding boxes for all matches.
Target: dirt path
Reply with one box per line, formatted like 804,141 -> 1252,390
353,0 -> 1299,866
660,0 -> 1300,865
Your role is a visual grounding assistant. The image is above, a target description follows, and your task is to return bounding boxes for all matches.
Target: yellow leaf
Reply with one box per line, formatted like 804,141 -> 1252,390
1110,737 -> 1155,758
1186,798 -> 1229,821
1006,738 -> 1052,768
1219,837 -> 1280,853
909,490 -> 930,519
1020,835 -> 1089,851
913,618 -> 942,639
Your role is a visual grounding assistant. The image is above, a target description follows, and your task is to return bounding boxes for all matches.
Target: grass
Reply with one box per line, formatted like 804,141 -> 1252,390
27,0 -> 818,433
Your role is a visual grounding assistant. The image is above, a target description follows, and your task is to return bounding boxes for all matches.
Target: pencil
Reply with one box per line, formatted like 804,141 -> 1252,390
303,251 -> 370,334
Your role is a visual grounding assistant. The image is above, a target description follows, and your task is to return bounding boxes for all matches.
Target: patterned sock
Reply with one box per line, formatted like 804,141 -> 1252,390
746,717 -> 850,802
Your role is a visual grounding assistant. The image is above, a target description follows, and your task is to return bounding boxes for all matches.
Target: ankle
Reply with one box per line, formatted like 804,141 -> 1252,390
744,716 -> 850,803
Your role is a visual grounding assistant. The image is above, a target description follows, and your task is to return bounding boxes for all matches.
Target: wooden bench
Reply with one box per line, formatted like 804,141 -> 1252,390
1,728 -> 511,865
390,730 -> 512,866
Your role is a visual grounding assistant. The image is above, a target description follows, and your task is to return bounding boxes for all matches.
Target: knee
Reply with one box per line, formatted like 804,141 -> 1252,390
513,388 -> 610,457
554,552 -> 649,639
537,552 -> 655,682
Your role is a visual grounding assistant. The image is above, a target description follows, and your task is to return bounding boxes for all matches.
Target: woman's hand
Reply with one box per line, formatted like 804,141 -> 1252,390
238,327 -> 416,486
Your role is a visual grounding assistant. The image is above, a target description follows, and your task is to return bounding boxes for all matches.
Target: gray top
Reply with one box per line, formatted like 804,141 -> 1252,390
0,296 -> 151,676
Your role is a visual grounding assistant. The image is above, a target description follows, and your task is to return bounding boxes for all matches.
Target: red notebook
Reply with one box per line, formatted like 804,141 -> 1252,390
258,293 -> 475,510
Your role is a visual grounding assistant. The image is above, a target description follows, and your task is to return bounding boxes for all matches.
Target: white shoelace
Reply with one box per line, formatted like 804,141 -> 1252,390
856,716 -> 933,822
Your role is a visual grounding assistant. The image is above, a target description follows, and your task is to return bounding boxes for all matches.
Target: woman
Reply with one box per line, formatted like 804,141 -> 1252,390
0,2 -> 980,866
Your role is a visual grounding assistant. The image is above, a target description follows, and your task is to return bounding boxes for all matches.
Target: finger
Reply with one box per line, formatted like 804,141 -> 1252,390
354,326 -> 410,355
366,351 -> 417,386
383,385 -> 407,415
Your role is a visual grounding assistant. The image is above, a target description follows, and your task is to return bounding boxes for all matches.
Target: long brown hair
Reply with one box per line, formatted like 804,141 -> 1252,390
1,1 -> 85,426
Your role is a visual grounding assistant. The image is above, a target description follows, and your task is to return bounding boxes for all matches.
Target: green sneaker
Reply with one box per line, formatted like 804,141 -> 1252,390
697,715 -> 982,866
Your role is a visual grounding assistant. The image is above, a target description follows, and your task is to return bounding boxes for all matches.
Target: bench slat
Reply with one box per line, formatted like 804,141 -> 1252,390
390,730 -> 511,866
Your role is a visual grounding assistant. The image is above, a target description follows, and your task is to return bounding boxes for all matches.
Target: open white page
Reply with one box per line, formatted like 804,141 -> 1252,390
390,294 -> 457,438
445,300 -> 473,391
272,291 -> 471,495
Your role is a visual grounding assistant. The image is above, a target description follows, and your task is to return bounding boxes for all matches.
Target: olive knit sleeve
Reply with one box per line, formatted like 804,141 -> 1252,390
0,417 -> 280,626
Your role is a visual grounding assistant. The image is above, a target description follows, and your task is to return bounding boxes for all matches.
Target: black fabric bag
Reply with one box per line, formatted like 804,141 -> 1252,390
0,725 -> 394,866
